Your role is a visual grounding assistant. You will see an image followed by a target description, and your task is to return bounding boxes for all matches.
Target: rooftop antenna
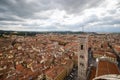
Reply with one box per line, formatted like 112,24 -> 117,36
25,33 -> 27,37
82,26 -> 84,32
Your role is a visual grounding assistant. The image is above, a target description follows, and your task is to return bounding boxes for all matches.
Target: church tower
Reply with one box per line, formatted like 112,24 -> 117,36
78,35 -> 88,80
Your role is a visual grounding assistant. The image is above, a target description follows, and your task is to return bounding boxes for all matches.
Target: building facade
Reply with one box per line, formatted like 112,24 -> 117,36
78,35 -> 88,80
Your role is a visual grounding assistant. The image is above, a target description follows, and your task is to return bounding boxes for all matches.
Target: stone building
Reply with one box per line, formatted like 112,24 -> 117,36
78,35 -> 88,80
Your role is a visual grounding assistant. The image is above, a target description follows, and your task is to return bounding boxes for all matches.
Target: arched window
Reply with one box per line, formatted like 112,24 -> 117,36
80,63 -> 84,67
80,55 -> 84,58
81,45 -> 83,50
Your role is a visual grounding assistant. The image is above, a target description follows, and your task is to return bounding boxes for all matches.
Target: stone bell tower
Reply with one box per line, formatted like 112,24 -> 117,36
78,35 -> 88,80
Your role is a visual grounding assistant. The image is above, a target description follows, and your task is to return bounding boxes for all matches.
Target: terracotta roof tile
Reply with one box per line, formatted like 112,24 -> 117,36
96,60 -> 120,77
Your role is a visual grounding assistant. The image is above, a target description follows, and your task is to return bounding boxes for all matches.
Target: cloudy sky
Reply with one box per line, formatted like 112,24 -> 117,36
0,0 -> 120,32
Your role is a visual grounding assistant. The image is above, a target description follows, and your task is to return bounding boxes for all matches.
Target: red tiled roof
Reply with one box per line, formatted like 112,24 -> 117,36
114,45 -> 120,52
93,51 -> 117,58
93,50 -> 105,56
105,52 -> 116,58
89,67 -> 96,80
45,66 -> 65,79
16,64 -> 24,71
96,60 -> 120,77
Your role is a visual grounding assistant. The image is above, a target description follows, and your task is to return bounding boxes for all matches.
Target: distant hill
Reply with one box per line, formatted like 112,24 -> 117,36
0,30 -> 98,36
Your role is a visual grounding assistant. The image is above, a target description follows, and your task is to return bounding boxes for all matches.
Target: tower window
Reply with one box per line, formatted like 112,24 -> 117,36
80,63 -> 84,67
80,55 -> 84,58
81,45 -> 83,50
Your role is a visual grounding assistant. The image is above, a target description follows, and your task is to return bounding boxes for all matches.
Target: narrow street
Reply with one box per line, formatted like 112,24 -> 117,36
64,66 -> 78,80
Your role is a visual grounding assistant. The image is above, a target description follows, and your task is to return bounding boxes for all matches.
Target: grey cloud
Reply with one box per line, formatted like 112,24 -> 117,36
108,10 -> 117,15
54,0 -> 103,14
0,0 -> 56,19
90,25 -> 120,32
0,15 -> 23,21
92,15 -> 120,26
0,0 -> 120,32
0,0 -> 103,20
83,15 -> 99,25
0,22 -> 18,25
64,12 -> 120,31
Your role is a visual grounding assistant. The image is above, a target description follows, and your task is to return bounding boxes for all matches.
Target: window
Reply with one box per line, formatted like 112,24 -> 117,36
80,55 -> 84,58
81,45 -> 83,50
80,63 -> 84,67
101,45 -> 103,48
